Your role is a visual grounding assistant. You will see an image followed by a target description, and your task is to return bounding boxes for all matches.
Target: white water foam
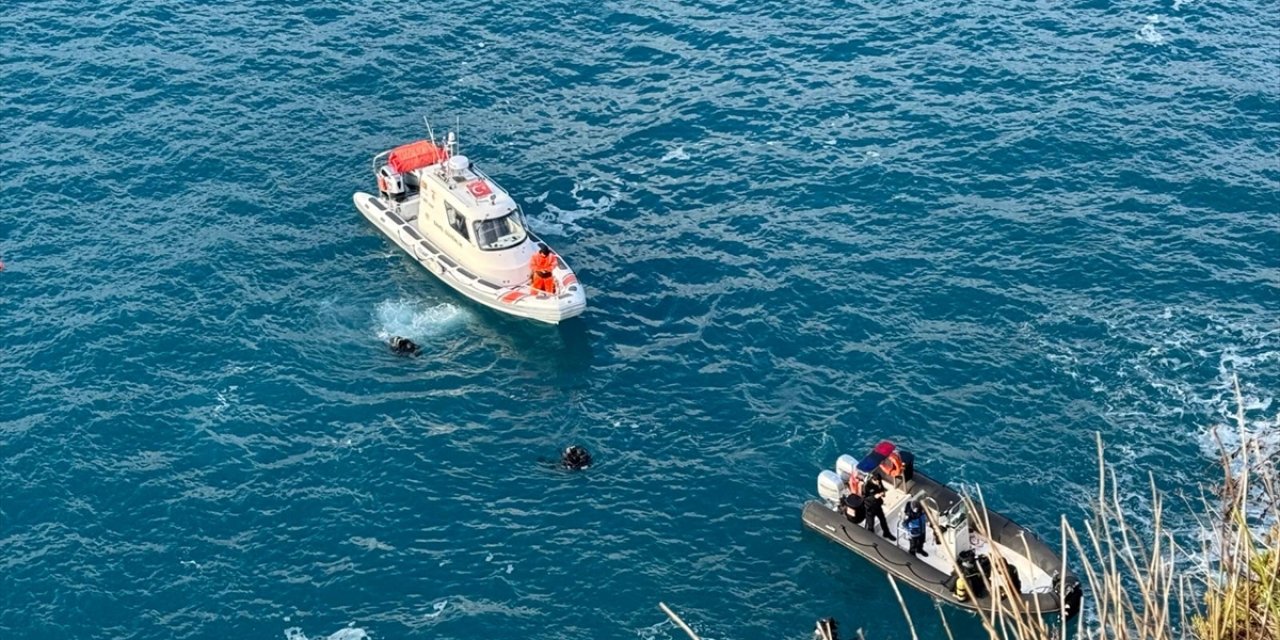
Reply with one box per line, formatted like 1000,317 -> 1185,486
538,178 -> 618,235
1197,350 -> 1279,460
423,600 -> 448,619
347,536 -> 394,552
373,299 -> 468,343
661,146 -> 690,162
1035,303 -> 1279,586
1136,15 -> 1166,45
283,626 -> 369,640
1195,349 -> 1280,535
1036,306 -> 1277,464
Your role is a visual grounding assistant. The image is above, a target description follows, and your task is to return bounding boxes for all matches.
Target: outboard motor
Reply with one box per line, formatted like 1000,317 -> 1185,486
377,165 -> 406,201
817,470 -> 843,505
561,445 -> 592,470
388,336 -> 419,355
814,617 -> 839,640
835,454 -> 857,485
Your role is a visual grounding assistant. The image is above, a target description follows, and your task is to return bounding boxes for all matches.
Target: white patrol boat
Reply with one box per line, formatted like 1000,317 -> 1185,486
354,131 -> 586,324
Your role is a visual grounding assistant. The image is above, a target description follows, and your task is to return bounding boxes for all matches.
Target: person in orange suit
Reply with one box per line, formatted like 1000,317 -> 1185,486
530,243 -> 557,294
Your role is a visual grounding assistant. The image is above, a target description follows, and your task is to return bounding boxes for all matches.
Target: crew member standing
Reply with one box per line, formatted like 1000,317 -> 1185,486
905,501 -> 929,557
530,243 -> 557,294
862,473 -> 895,540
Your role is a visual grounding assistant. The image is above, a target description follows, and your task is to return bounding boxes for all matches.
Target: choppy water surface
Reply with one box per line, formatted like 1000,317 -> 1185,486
2,1 -> 1277,638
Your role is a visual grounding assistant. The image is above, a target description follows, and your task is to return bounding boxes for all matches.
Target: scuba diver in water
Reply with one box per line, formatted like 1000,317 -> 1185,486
388,336 -> 419,355
560,445 -> 592,470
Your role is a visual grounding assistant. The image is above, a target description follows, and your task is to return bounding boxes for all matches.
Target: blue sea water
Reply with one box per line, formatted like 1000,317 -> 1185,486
2,1 -> 1277,638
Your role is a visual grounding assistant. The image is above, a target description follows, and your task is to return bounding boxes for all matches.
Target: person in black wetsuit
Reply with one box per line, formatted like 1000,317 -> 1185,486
388,336 -> 419,355
561,445 -> 592,470
862,473 -> 895,540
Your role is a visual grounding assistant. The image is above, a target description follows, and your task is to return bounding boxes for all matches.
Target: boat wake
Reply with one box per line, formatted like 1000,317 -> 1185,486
373,299 -> 469,343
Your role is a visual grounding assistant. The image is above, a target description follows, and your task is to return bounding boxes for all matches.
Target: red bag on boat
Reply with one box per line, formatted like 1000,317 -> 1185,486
388,141 -> 447,173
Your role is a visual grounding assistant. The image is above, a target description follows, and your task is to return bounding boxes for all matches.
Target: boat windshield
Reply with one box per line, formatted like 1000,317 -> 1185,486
472,212 -> 527,251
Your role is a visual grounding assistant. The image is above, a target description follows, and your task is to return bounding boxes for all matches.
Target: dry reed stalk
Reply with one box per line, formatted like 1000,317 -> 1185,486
934,600 -> 957,640
887,575 -> 920,640
1188,374 -> 1280,640
914,434 -> 1186,639
657,602 -> 702,640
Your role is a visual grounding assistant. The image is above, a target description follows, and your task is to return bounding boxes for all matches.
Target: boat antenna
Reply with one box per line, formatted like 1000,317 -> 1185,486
423,116 -> 437,148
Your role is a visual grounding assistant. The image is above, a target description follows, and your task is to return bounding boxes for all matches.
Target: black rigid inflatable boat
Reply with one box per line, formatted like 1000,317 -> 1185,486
802,441 -> 1082,618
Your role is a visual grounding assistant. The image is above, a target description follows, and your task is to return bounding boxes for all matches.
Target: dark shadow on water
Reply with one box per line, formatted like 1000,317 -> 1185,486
470,306 -> 598,379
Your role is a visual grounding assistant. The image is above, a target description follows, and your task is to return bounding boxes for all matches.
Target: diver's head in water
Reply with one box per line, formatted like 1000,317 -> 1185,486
388,336 -> 419,355
561,445 -> 592,470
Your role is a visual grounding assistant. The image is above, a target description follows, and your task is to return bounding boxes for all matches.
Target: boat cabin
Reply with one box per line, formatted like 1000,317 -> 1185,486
377,141 -> 538,287
419,156 -> 521,238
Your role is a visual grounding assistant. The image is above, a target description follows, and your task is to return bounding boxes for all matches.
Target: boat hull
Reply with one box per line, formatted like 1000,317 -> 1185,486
802,471 -> 1080,616
354,192 -> 586,324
